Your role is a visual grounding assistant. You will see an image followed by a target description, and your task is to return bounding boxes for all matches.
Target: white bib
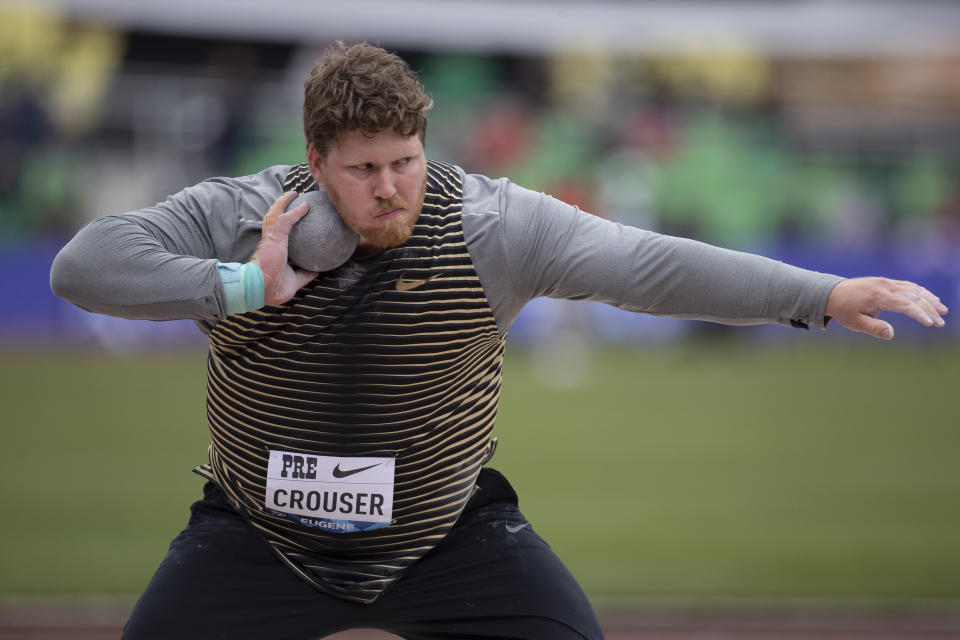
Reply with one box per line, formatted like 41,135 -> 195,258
265,450 -> 395,533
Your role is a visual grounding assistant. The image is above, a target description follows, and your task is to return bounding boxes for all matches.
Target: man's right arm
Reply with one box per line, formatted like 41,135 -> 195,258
50,168 -> 284,322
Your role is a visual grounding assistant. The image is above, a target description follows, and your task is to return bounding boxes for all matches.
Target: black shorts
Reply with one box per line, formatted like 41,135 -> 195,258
122,468 -> 604,640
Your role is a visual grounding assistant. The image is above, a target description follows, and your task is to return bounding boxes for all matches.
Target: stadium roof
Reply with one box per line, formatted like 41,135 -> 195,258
14,0 -> 960,56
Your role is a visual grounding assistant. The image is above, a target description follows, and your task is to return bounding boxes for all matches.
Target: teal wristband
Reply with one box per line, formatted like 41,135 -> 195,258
240,262 -> 265,312
217,262 -> 265,314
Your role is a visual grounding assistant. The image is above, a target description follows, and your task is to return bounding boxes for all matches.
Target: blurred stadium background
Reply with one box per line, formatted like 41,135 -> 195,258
1,0 -> 958,636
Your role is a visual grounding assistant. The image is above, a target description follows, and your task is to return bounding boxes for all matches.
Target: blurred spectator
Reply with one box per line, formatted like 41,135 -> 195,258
0,78 -> 53,236
465,98 -> 537,174
203,45 -> 258,174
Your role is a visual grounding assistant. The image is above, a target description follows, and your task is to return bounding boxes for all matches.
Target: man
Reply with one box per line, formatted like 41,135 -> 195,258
51,42 -> 947,640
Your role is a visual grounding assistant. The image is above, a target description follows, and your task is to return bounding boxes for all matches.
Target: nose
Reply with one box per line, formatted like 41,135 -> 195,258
372,168 -> 398,200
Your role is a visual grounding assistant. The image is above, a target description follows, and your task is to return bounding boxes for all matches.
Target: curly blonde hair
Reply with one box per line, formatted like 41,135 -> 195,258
303,42 -> 433,157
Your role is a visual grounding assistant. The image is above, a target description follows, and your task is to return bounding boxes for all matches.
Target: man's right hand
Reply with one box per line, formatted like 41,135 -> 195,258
251,191 -> 320,306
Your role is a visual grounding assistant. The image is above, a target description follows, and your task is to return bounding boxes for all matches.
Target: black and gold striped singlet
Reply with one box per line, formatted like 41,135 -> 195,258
196,160 -> 505,603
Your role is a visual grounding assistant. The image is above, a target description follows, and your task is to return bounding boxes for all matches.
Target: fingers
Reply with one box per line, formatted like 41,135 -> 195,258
862,317 -> 895,341
274,201 -> 310,237
919,285 -> 949,314
886,281 -> 947,328
263,191 -> 309,238
904,283 -> 948,318
263,191 -> 298,226
897,281 -> 948,313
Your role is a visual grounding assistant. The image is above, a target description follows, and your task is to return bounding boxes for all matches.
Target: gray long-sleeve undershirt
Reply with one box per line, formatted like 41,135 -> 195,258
50,164 -> 843,336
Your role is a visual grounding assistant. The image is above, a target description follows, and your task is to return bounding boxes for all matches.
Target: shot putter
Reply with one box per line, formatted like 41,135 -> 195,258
286,190 -> 360,272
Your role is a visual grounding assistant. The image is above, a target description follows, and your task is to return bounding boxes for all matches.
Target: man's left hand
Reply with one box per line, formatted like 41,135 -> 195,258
825,277 -> 948,340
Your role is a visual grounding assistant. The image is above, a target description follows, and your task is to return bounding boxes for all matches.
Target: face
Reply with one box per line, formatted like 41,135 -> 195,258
308,128 -> 427,255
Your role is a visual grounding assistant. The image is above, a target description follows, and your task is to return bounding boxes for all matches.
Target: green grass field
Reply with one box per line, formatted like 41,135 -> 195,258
2,342 -> 958,600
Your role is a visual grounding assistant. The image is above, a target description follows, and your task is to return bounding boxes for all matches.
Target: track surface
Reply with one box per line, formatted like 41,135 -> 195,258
3,601 -> 960,639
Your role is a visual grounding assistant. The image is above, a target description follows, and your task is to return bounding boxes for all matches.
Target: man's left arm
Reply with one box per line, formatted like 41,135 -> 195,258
475,177 -> 947,338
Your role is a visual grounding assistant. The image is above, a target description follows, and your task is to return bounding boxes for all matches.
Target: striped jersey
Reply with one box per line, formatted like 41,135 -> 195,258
196,160 -> 505,603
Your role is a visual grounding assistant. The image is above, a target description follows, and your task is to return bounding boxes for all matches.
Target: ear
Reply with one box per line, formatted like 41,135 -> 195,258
306,143 -> 324,187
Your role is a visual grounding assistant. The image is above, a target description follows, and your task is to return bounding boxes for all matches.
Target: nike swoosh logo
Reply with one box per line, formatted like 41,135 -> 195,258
331,462 -> 381,478
396,272 -> 443,292
505,523 -> 530,534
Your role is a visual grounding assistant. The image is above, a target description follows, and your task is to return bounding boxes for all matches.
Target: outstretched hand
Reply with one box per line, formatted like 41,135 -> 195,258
251,191 -> 320,306
825,277 -> 948,340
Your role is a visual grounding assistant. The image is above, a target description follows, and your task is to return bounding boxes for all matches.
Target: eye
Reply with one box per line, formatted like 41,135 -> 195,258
350,163 -> 373,175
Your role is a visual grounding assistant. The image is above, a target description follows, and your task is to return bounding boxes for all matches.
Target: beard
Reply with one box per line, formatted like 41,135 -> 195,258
327,177 -> 427,251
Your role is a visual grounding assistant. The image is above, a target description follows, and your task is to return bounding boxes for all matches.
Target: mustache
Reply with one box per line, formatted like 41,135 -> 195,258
375,197 -> 410,214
